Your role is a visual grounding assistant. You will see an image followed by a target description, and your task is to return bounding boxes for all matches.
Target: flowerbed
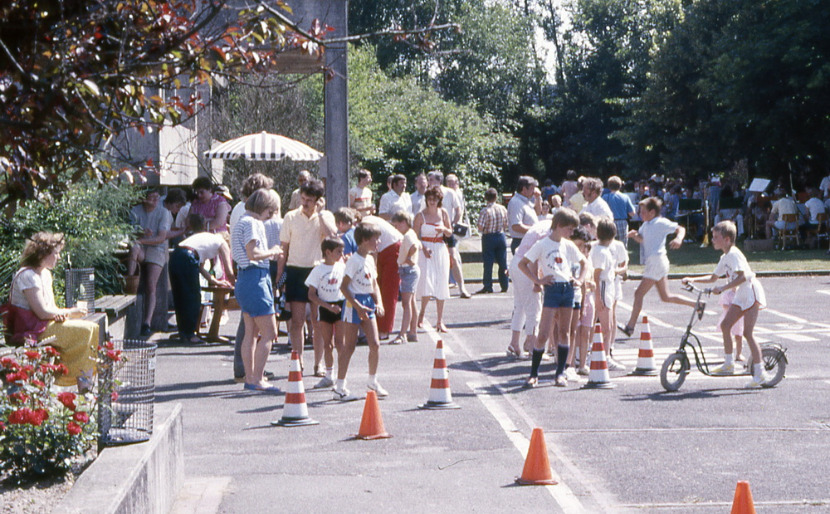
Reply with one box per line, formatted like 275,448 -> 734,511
0,340 -> 123,485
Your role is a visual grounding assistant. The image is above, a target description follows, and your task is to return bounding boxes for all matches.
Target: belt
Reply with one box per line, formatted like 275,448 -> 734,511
180,246 -> 200,261
421,236 -> 445,243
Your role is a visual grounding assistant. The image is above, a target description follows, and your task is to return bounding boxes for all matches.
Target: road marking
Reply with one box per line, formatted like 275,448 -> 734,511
817,289 -> 830,296
764,307 -> 810,324
618,499 -> 830,510
776,333 -> 820,342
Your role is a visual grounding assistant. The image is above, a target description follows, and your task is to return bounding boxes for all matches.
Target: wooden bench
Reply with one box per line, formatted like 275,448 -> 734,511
94,295 -> 138,341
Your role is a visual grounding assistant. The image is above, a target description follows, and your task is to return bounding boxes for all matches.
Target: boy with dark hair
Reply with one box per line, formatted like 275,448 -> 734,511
334,207 -> 358,256
336,222 -> 386,400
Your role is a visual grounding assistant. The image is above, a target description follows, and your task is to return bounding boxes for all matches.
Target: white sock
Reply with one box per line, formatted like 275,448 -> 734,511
724,353 -> 734,366
368,374 -> 377,386
326,367 -> 334,379
336,378 -> 345,390
753,363 -> 763,380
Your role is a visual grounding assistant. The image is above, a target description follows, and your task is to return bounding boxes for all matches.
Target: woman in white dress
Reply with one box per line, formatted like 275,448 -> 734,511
415,186 -> 452,332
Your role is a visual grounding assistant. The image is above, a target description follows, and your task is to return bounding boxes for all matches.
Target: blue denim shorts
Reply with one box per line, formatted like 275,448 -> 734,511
342,294 -> 376,324
235,266 -> 275,317
542,282 -> 575,309
398,265 -> 420,294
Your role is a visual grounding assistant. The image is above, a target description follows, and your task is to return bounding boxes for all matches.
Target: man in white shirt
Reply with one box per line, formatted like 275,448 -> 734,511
765,192 -> 800,239
410,173 -> 428,214
427,170 -> 471,298
507,176 -> 539,254
580,177 -> 614,222
378,174 -> 412,220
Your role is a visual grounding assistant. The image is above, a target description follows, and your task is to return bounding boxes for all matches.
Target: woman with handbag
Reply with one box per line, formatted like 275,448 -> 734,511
3,232 -> 97,391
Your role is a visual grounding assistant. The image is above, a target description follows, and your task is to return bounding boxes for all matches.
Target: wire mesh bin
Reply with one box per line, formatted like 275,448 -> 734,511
98,340 -> 157,445
65,268 -> 95,311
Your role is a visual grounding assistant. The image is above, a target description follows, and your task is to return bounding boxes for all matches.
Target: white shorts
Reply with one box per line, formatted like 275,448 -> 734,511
643,255 -> 670,281
598,280 -> 617,309
731,278 -> 767,312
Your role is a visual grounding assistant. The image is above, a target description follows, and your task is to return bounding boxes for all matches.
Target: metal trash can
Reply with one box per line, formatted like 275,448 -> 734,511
98,340 -> 156,445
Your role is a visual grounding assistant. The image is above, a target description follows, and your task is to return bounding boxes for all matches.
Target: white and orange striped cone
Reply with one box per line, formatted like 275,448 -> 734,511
272,351 -> 319,427
631,315 -> 658,376
419,340 -> 460,410
582,322 -> 616,389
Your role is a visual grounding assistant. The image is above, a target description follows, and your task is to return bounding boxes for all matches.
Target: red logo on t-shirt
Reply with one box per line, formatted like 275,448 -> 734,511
555,257 -> 563,264
328,278 -> 337,285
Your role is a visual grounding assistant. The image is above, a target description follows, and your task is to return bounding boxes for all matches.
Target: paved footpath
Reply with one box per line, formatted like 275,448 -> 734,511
160,276 -> 830,513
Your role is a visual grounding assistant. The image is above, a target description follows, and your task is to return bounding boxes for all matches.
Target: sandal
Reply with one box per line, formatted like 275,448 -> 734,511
523,376 -> 538,389
390,335 -> 406,345
506,346 -> 521,358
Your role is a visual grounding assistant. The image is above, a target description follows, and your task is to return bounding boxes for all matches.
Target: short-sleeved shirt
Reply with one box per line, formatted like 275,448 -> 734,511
379,190 -> 412,217
523,237 -> 583,283
639,216 -> 678,259
231,213 -> 269,269
305,262 -> 346,302
514,220 -> 552,262
344,253 -> 376,295
263,217 -> 282,248
507,193 -> 538,239
590,243 -> 616,286
603,191 -> 636,221
805,197 -> 826,222
10,268 -> 54,310
439,186 -> 460,223
190,194 -> 229,233
398,229 -> 421,266
130,205 -> 173,249
179,232 -> 226,263
608,239 -> 628,283
478,203 -> 508,234
410,191 -> 425,214
349,186 -> 372,210
281,208 -> 334,267
341,228 -> 358,256
362,215 -> 403,252
714,246 -> 755,283
229,202 -> 247,234
581,197 -> 614,221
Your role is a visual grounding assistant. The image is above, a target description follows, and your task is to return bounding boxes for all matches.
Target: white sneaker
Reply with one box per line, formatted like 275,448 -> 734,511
745,375 -> 766,389
607,357 -> 626,372
565,367 -> 578,381
367,382 -> 389,397
577,366 -> 590,376
313,377 -> 334,389
711,363 -> 735,376
333,386 -> 359,402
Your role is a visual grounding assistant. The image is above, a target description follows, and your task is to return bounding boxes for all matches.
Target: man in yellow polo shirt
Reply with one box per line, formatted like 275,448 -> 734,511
278,179 -> 337,372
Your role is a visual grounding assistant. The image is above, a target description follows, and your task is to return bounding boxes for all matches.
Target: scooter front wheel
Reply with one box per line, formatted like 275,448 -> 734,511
660,351 -> 690,392
761,346 -> 786,388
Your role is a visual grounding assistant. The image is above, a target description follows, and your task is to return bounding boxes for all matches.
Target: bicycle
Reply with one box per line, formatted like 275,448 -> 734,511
660,283 -> 788,391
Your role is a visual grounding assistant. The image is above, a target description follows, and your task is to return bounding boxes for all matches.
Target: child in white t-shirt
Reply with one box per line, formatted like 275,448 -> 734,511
305,237 -> 346,390
591,219 -> 625,371
336,222 -> 385,401
683,221 -> 768,387
622,197 -> 698,336
518,208 -> 586,388
567,228 -> 594,377
391,211 -> 421,344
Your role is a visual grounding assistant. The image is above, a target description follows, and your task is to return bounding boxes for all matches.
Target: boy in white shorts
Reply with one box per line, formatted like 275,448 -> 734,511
336,222 -> 386,401
621,197 -> 699,337
591,219 -> 625,371
682,221 -> 768,387
609,235 -> 629,359
305,237 -> 346,390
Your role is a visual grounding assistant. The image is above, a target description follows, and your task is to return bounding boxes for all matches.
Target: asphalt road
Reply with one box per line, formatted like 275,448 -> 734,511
160,275 -> 830,513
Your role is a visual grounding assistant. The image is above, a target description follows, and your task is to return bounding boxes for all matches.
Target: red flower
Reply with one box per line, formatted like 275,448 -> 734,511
8,408 -> 31,425
0,421 -> 5,431
66,421 -> 82,435
5,371 -> 29,383
0,356 -> 18,369
111,391 -> 119,402
31,379 -> 46,389
29,409 -> 49,426
43,346 -> 59,357
55,364 -> 69,375
106,349 -> 122,361
104,341 -> 114,351
73,411 -> 90,423
8,392 -> 29,404
58,392 -> 77,410
24,350 -> 41,360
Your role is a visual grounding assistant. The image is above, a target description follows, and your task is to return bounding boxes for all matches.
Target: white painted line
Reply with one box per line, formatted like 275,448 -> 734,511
764,307 -> 809,324
468,381 -> 588,513
777,333 -> 819,342
817,289 -> 830,296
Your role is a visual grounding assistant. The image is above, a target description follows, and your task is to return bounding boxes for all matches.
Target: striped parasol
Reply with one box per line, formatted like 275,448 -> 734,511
205,132 -> 323,161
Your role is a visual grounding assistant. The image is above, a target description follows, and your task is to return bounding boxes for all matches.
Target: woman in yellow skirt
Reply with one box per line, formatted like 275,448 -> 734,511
8,232 -> 98,390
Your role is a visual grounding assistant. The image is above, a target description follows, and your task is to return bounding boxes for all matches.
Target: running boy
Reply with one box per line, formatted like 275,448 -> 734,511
390,211 -> 421,344
621,197 -> 699,337
591,219 -> 624,370
682,221 -> 768,387
336,222 -> 386,401
519,208 -> 586,388
305,237 -> 346,390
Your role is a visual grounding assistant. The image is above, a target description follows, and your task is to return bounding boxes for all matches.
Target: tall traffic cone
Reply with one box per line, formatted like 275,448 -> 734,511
582,322 -> 616,389
419,340 -> 460,410
515,428 -> 558,485
630,315 -> 658,376
730,481 -> 757,514
355,390 -> 391,440
272,351 -> 319,427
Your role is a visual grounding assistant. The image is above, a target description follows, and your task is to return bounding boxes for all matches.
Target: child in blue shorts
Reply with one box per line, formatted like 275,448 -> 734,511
519,208 -> 586,388
336,222 -> 386,401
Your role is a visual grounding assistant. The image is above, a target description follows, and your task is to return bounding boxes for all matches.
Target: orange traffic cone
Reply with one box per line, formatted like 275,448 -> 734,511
582,322 -> 616,389
419,340 -> 460,410
272,351 -> 319,427
355,390 -> 391,440
631,315 -> 658,376
515,428 -> 558,485
730,481 -> 757,514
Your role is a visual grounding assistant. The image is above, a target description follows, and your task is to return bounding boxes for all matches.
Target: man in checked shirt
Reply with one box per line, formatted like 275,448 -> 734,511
476,188 -> 509,294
